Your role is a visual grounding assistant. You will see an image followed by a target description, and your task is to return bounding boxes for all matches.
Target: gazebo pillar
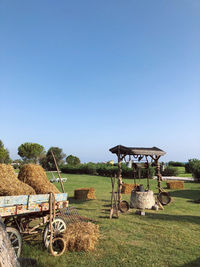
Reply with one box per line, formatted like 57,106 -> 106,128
155,155 -> 162,193
117,149 -> 123,205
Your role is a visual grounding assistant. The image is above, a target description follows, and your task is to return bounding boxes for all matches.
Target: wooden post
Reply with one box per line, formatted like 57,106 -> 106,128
155,155 -> 162,193
117,147 -> 123,205
51,150 -> 65,193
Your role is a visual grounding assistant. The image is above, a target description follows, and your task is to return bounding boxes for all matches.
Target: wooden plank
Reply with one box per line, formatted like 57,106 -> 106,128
0,193 -> 68,208
0,201 -> 68,217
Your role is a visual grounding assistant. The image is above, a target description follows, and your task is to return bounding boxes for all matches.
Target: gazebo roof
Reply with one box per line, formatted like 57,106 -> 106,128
109,145 -> 166,157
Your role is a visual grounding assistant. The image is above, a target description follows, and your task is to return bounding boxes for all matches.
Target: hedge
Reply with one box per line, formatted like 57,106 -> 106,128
161,166 -> 178,176
60,163 -> 155,179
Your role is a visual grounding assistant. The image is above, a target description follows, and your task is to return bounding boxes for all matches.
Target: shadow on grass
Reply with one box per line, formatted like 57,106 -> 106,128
181,257 -> 200,266
145,212 -> 200,225
68,197 -> 95,204
170,190 -> 200,200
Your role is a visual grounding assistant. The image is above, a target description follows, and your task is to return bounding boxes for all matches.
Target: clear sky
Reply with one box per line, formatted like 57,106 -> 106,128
0,0 -> 200,163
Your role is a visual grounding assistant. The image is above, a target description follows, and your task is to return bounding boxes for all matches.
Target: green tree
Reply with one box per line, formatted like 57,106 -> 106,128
0,140 -> 11,163
66,155 -> 81,166
43,147 -> 66,170
185,159 -> 199,173
18,142 -> 45,163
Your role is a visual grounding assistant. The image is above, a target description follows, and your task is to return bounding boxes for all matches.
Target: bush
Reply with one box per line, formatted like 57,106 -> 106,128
162,166 -> 178,176
168,161 -> 185,167
60,163 -> 155,179
185,159 -> 199,173
192,161 -> 200,181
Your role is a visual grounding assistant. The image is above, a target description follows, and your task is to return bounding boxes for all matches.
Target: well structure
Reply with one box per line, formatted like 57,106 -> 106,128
109,145 -> 166,205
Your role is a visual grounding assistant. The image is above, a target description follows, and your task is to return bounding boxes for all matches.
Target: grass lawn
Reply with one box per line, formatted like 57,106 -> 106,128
21,173 -> 200,267
176,167 -> 192,178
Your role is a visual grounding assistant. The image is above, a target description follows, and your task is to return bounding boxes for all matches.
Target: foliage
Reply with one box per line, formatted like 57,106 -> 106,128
192,161 -> 200,181
0,140 -> 11,164
41,147 -> 66,170
60,163 -> 155,179
18,142 -> 45,163
185,159 -> 200,173
66,155 -> 81,166
161,166 -> 178,176
168,161 -> 185,167
12,159 -> 23,169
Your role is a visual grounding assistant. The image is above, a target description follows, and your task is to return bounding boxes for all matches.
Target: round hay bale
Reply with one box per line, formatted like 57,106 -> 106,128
130,190 -> 155,209
62,222 -> 99,252
74,188 -> 95,200
18,164 -> 60,194
0,164 -> 35,196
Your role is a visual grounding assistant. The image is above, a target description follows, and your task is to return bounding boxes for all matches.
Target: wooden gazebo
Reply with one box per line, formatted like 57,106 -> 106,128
109,145 -> 166,205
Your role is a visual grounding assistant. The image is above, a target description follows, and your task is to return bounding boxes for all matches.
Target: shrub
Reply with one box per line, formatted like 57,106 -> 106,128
185,159 -> 199,173
162,166 -> 178,176
168,161 -> 185,167
192,161 -> 200,181
60,163 -> 155,179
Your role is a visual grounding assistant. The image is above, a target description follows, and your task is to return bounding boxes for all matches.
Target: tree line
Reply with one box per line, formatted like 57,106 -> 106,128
0,140 -> 80,170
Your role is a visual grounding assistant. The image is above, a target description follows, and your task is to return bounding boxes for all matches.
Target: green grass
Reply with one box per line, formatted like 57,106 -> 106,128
21,173 -> 200,267
172,166 -> 192,178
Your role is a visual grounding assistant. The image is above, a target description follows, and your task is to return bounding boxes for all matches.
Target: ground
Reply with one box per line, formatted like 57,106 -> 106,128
22,173 -> 200,267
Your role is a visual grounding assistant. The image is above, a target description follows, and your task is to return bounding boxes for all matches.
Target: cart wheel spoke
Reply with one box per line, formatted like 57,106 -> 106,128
43,217 -> 67,248
6,227 -> 22,258
12,238 -> 18,244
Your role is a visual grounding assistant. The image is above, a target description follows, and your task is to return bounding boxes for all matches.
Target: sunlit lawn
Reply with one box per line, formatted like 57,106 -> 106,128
21,173 -> 200,267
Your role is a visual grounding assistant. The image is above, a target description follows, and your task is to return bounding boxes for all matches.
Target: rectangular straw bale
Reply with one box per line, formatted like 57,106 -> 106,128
121,183 -> 138,194
166,180 -> 184,189
74,188 -> 96,200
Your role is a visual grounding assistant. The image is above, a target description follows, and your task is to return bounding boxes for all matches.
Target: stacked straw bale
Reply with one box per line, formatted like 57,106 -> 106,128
166,181 -> 184,189
0,164 -> 35,196
74,188 -> 95,200
121,183 -> 139,194
62,222 -> 99,252
18,164 -> 60,194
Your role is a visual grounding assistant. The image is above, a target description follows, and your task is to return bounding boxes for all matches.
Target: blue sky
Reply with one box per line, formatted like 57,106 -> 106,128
0,0 -> 200,163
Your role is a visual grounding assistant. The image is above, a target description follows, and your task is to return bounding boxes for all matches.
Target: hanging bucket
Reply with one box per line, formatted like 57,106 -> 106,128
139,184 -> 145,192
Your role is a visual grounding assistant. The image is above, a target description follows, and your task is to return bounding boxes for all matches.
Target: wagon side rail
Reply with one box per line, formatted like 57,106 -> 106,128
0,193 -> 68,218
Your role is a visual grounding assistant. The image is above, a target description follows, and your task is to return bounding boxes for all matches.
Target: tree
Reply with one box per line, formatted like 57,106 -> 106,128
66,155 -> 81,166
185,159 -> 199,173
0,140 -> 11,164
43,147 -> 66,170
18,142 -> 45,163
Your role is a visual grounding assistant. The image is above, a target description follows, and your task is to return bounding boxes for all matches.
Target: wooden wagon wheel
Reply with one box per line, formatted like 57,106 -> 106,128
43,217 -> 67,248
6,226 -> 22,257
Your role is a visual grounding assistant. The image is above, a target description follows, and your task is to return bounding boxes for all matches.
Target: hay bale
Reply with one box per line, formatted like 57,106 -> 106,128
62,222 -> 99,252
74,188 -> 95,200
18,164 -> 60,194
0,164 -> 35,196
166,181 -> 184,189
121,183 -> 139,194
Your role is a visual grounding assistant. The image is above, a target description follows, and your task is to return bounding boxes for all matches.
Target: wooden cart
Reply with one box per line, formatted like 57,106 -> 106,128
0,193 -> 68,257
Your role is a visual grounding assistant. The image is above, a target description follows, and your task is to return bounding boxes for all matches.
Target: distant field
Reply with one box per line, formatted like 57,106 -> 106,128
21,173 -> 200,267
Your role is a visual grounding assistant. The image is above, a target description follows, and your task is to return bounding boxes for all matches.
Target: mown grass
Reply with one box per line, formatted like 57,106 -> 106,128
21,173 -> 200,267
176,167 -> 192,178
